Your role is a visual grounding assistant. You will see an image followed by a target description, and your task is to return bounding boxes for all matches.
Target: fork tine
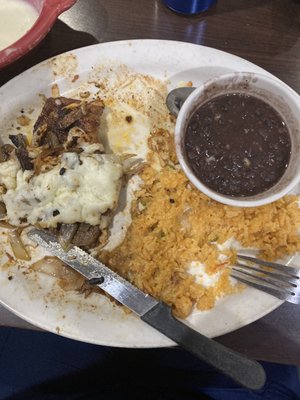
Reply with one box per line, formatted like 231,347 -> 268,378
233,255 -> 300,303
237,254 -> 300,275
235,262 -> 299,287
285,292 -> 300,305
232,266 -> 296,293
231,271 -> 289,300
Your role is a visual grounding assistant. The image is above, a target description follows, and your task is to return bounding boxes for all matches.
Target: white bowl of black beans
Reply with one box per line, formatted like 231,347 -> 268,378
175,72 -> 300,207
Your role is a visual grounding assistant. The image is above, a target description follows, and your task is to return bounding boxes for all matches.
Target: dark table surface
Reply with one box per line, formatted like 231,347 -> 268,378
1,0 -> 300,365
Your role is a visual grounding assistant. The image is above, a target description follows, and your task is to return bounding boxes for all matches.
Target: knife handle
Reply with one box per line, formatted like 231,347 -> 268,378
141,302 -> 266,390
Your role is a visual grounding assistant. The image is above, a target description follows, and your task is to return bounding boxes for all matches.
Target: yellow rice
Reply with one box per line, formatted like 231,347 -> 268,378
101,129 -> 300,318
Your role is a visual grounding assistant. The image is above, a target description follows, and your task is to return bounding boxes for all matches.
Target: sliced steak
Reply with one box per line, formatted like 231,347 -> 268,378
75,100 -> 105,144
33,97 -> 104,148
71,223 -> 101,248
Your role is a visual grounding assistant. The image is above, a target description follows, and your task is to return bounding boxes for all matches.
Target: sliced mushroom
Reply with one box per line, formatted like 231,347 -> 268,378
0,144 -> 14,162
9,133 -> 27,148
15,147 -> 33,170
58,223 -> 78,250
9,134 -> 33,170
0,202 -> 6,219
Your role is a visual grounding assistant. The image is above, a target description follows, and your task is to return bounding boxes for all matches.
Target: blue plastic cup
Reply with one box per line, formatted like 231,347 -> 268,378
163,0 -> 216,15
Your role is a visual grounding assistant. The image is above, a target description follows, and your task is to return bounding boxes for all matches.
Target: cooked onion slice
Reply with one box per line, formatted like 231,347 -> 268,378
9,230 -> 31,261
31,256 -> 85,291
0,221 -> 14,229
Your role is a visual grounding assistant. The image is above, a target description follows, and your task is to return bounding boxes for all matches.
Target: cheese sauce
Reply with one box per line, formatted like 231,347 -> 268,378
0,0 -> 38,51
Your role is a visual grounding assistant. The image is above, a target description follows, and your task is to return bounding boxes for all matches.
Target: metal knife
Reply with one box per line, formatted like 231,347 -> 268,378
28,228 -> 266,390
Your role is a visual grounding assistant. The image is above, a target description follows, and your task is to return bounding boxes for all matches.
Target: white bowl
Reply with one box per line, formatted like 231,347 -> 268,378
175,72 -> 300,207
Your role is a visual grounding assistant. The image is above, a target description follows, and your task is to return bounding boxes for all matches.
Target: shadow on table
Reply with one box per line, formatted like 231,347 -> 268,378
0,19 -> 99,87
217,302 -> 300,365
212,0 -> 273,15
268,0 -> 300,56
214,0 -> 300,67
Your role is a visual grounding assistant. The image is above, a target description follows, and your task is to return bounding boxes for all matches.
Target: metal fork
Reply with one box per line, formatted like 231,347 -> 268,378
231,254 -> 300,304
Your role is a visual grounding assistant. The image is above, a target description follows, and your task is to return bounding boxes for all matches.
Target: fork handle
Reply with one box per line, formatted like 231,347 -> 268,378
141,302 -> 266,390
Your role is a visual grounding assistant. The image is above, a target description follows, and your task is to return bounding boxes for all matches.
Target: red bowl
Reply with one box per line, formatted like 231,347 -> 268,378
0,0 -> 76,69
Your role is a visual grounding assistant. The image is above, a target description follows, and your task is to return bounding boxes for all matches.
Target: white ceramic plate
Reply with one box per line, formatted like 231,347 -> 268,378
0,40 -> 295,347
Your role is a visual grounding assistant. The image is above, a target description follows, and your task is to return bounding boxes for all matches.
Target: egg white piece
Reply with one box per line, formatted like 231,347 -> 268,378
100,102 -> 151,159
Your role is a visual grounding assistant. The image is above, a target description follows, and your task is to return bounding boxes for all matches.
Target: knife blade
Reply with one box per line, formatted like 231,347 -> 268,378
28,228 -> 266,390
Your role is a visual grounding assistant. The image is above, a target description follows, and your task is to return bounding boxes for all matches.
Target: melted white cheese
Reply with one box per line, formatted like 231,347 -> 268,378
0,158 -> 20,194
0,0 -> 39,51
1,152 -> 123,227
